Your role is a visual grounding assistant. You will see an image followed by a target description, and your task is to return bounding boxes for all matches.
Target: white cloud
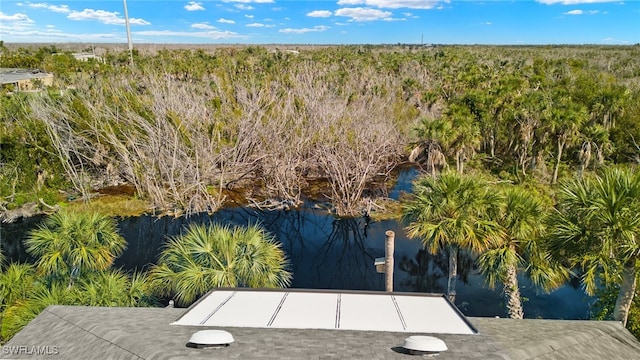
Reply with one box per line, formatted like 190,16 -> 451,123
564,9 -> 600,14
134,29 -> 244,40
336,0 -> 442,9
223,0 -> 274,3
0,11 -> 33,22
537,0 -> 618,4
603,37 -> 631,44
246,22 -> 275,27
335,7 -> 392,21
307,10 -> 333,18
236,4 -> 254,10
482,21 -> 492,25
218,18 -> 236,24
27,3 -> 47,9
0,28 -> 123,42
192,22 -> 216,30
245,14 -> 254,18
279,25 -> 329,34
184,2 -> 205,11
28,3 -> 70,13
67,9 -> 150,26
0,11 -> 34,31
48,4 -> 70,13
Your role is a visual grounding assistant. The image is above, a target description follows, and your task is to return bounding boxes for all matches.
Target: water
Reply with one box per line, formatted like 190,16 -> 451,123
114,205 -> 593,319
0,170 -> 595,320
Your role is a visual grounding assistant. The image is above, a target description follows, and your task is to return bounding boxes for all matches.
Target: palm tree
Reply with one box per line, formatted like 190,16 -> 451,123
548,167 -> 640,326
402,171 -> 501,302
1,283 -> 70,341
25,210 -> 126,287
443,101 -> 482,175
0,263 -> 39,343
74,270 -> 156,307
547,93 -> 587,184
151,223 -> 291,305
477,187 -> 565,319
410,118 -> 451,176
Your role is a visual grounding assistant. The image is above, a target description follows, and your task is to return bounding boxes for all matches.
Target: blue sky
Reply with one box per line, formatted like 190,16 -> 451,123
0,1 -> 638,44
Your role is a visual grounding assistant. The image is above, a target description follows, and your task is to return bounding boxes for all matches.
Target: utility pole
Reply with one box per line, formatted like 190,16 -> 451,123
123,0 -> 134,67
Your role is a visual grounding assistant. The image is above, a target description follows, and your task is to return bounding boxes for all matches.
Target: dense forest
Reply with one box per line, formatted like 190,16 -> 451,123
2,44 -> 639,217
2,43 -> 640,341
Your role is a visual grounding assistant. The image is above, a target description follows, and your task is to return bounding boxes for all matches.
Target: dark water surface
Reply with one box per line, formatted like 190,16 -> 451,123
111,204 -> 594,319
0,170 -> 594,319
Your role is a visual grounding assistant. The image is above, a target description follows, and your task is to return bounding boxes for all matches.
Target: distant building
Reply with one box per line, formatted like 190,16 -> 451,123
0,68 -> 54,91
71,53 -> 103,62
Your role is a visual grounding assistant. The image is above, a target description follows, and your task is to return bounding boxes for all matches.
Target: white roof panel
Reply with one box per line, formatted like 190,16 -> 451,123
173,289 -> 477,335
174,290 -> 236,326
396,295 -> 475,334
339,293 -> 405,332
271,292 -> 339,329
201,291 -> 285,327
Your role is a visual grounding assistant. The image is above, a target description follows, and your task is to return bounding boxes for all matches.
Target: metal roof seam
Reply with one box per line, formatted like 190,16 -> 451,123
391,296 -> 407,331
335,293 -> 341,329
200,291 -> 236,325
267,292 -> 289,327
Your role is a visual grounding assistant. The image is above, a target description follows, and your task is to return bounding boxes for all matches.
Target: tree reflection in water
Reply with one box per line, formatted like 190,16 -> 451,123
245,207 -> 386,290
398,248 -> 476,294
313,217 -> 380,290
3,203 -> 594,318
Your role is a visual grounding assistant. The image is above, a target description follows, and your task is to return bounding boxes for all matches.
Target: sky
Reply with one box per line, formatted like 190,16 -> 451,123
0,1 -> 638,45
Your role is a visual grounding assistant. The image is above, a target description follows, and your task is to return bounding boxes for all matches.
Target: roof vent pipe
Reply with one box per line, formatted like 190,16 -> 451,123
187,330 -> 234,349
402,336 -> 448,356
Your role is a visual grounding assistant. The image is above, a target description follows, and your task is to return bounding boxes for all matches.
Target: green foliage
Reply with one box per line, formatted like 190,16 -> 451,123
548,167 -> 640,291
0,93 -> 68,207
1,210 -> 158,344
402,171 -> 501,254
548,166 -> 640,326
74,270 -> 158,307
592,284 -> 640,340
26,210 -> 126,284
1,44 -> 639,322
151,223 -> 291,306
1,44 -> 639,213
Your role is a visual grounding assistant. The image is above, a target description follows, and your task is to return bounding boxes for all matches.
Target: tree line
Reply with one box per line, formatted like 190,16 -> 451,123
1,44 -> 639,217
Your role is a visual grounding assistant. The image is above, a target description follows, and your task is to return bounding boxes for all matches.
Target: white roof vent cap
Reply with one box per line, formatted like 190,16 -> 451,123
187,330 -> 234,349
403,335 -> 448,356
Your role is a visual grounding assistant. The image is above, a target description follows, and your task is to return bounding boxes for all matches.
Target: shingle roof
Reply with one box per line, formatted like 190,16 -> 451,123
0,68 -> 52,84
3,304 -> 640,360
